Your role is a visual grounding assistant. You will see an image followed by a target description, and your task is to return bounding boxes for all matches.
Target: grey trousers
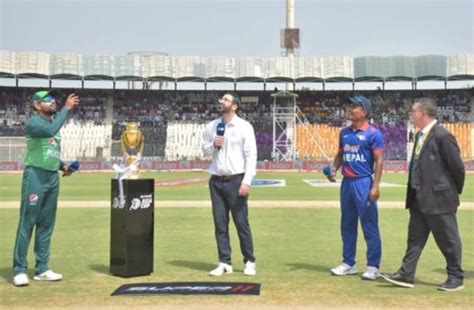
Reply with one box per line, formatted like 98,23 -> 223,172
209,175 -> 255,264
398,207 -> 463,282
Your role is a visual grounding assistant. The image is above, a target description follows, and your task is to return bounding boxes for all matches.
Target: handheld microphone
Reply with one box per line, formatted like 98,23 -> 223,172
63,160 -> 80,177
216,122 -> 225,150
323,166 -> 336,182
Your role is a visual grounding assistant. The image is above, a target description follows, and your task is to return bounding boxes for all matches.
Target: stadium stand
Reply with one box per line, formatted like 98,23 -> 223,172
61,120 -> 112,161
164,122 -> 207,160
0,87 -> 472,162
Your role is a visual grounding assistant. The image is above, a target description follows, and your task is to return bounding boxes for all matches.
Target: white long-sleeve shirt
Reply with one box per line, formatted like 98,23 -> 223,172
202,115 -> 257,186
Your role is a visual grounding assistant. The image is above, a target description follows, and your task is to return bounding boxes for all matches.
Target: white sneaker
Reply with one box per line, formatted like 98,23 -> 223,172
330,263 -> 357,276
209,263 -> 233,276
243,261 -> 256,276
33,270 -> 63,281
362,266 -> 380,280
13,273 -> 29,287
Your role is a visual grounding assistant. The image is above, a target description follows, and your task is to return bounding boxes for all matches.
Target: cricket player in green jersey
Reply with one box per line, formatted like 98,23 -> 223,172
12,90 -> 80,287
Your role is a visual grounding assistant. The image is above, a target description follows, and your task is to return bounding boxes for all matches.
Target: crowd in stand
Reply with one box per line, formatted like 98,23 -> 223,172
0,86 -> 471,160
0,88 -> 29,136
0,88 -> 107,136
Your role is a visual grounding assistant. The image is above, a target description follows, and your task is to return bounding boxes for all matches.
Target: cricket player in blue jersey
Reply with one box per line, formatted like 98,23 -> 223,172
328,96 -> 384,280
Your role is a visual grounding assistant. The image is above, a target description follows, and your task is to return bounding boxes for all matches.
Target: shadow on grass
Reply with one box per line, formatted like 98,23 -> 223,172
89,264 -> 110,275
167,260 -> 215,272
285,263 -> 332,273
0,267 -> 12,284
433,268 -> 473,279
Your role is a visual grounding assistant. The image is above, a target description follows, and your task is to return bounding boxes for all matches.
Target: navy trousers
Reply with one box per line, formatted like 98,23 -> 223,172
398,207 -> 463,282
209,175 -> 255,264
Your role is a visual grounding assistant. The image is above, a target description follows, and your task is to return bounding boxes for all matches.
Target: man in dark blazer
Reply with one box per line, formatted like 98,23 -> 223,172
382,97 -> 465,292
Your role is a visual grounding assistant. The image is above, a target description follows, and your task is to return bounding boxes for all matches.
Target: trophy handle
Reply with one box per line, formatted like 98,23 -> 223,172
139,133 -> 145,155
120,134 -> 127,155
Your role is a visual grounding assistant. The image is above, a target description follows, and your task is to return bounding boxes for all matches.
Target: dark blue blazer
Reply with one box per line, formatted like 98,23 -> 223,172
406,124 -> 465,214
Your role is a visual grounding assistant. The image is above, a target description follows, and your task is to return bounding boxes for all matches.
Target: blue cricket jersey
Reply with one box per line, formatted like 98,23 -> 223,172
339,122 -> 384,178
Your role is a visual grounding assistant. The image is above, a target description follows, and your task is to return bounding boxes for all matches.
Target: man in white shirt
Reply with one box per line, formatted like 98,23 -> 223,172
202,92 -> 258,277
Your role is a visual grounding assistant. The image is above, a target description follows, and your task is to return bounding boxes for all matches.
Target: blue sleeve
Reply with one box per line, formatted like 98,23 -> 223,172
371,129 -> 384,150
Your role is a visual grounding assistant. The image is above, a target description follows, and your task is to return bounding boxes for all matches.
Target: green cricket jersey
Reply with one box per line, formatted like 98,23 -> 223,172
24,107 -> 69,171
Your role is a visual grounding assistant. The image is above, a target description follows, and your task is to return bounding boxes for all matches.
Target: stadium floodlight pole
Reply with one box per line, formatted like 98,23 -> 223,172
285,0 -> 296,91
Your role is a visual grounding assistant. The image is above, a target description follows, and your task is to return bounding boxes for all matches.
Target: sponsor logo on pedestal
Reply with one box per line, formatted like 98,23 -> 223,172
129,194 -> 153,211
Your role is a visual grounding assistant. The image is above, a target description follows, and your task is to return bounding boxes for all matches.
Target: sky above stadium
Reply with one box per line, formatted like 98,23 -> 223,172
0,0 -> 472,58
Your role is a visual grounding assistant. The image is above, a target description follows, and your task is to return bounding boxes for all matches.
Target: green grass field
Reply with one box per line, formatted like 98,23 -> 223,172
0,172 -> 473,308
1,171 -> 473,202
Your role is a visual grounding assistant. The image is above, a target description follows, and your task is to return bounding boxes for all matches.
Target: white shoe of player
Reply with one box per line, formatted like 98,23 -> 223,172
33,270 -> 63,281
209,263 -> 233,276
13,273 -> 29,287
330,263 -> 357,276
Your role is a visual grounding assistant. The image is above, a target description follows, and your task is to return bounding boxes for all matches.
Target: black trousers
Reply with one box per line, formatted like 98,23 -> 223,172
209,175 -> 255,264
398,206 -> 463,282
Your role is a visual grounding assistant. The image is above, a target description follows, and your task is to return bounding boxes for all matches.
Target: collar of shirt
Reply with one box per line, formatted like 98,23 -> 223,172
420,119 -> 437,136
224,114 -> 241,127
350,121 -> 370,132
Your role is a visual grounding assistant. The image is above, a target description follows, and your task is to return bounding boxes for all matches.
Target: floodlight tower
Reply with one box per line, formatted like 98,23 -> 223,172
271,0 -> 301,161
281,0 -> 300,91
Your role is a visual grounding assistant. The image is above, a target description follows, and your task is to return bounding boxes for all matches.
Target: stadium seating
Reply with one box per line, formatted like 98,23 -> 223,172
0,86 -> 472,162
296,124 -> 341,160
443,123 -> 473,159
164,122 -> 207,160
61,120 -> 112,160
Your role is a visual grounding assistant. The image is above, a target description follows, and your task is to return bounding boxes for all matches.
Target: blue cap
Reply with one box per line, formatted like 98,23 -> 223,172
348,96 -> 372,113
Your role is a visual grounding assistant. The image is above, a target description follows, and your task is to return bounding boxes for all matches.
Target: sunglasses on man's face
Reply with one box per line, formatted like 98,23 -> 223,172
39,96 -> 56,104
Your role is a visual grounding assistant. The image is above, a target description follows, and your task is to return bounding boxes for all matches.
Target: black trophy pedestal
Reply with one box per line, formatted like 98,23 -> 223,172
110,179 -> 154,277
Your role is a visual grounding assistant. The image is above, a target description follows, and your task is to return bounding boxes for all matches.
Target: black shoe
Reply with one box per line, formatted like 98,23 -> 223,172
381,273 -> 414,288
438,278 -> 464,292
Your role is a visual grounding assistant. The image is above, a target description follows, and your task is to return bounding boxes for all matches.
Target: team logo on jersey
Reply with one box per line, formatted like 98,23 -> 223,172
49,138 -> 56,145
29,194 -> 39,206
357,135 -> 366,141
343,144 -> 360,152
